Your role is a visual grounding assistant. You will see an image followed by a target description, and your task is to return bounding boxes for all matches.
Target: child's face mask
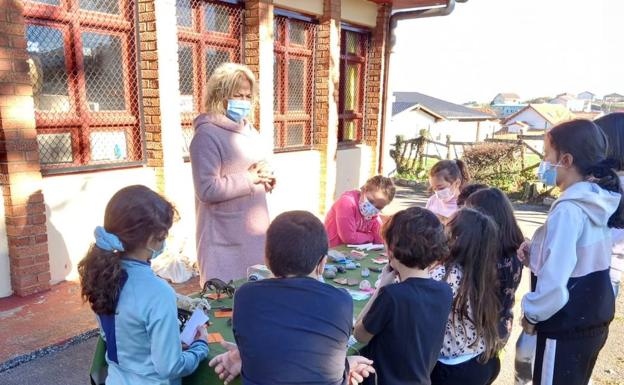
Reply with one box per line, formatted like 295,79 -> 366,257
359,198 -> 380,220
537,161 -> 561,186
434,187 -> 455,202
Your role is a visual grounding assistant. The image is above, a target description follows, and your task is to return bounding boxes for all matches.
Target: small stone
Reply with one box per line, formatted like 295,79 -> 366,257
359,279 -> 371,290
323,270 -> 336,279
347,278 -> 360,286
369,266 -> 383,273
333,277 -> 348,285
361,268 -> 370,278
336,265 -> 347,274
345,262 -> 357,270
355,263 -> 361,268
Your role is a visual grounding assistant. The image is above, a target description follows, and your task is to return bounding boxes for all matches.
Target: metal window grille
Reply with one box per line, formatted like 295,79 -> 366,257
176,0 -> 243,156
273,15 -> 317,152
338,28 -> 370,143
23,0 -> 144,173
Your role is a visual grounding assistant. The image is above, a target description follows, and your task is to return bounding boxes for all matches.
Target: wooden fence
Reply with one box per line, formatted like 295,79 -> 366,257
390,134 -> 544,175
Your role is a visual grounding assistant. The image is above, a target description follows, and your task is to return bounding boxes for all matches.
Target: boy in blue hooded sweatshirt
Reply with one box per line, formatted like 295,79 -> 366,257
518,119 -> 623,385
79,185 -> 210,385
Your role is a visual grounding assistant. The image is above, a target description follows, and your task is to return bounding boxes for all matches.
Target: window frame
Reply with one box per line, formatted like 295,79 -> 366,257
272,10 -> 317,152
176,0 -> 244,157
23,0 -> 144,174
338,24 -> 370,144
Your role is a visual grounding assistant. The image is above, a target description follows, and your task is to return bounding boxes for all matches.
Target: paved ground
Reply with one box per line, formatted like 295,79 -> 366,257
0,185 -> 622,385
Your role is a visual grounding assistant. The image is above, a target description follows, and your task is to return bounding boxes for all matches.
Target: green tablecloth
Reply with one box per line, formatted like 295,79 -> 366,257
90,247 -> 384,385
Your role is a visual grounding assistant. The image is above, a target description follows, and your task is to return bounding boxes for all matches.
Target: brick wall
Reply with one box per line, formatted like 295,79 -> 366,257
363,3 -> 390,176
314,0 -> 341,215
137,0 -> 165,192
0,0 -> 50,296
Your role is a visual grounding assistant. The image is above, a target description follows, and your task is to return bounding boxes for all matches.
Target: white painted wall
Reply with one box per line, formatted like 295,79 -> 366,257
273,0 -> 323,16
341,0 -> 378,27
43,167 -> 157,283
0,193 -> 11,297
267,151 -> 322,217
506,108 -> 550,130
335,145 -> 373,199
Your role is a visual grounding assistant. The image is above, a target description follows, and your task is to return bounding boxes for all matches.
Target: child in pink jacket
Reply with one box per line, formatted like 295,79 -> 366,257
325,176 -> 396,247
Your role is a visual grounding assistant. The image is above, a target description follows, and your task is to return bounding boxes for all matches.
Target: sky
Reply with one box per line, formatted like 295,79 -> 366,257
389,0 -> 624,105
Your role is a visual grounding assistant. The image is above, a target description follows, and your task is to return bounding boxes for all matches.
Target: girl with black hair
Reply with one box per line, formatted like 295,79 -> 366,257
518,119 -> 622,385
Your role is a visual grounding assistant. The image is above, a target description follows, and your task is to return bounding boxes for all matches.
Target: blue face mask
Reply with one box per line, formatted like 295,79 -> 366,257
226,99 -> 251,123
537,161 -> 560,186
148,240 -> 166,260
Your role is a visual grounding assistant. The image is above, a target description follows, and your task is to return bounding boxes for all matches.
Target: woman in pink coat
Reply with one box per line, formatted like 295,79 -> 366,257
190,63 -> 275,286
324,175 -> 396,248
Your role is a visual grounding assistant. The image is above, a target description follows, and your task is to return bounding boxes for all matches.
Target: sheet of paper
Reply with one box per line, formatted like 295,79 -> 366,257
180,308 -> 209,346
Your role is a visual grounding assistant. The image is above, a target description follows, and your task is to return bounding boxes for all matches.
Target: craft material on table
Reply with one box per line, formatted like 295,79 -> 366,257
346,289 -> 372,301
327,249 -> 348,263
349,250 -> 368,260
180,308 -> 209,346
361,268 -> 370,278
347,243 -> 385,251
207,333 -> 225,344
215,310 -> 233,318
371,257 -> 389,265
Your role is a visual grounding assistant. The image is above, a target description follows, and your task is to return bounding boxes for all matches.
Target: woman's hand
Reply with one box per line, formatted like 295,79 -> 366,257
208,341 -> 241,385
517,240 -> 531,268
248,162 -> 272,185
347,356 -> 375,385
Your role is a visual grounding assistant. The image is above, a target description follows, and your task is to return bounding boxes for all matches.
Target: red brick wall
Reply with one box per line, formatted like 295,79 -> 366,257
0,0 -> 50,296
137,0 -> 165,192
364,3 -> 390,176
314,0 -> 341,214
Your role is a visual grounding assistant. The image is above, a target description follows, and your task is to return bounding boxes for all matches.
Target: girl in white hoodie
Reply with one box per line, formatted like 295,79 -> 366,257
519,119 -> 622,385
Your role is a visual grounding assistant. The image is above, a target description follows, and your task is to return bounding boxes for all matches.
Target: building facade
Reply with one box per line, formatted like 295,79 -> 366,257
0,0 -> 415,297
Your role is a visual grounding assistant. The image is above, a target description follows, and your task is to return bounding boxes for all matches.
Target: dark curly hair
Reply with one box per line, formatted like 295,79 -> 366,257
78,185 -> 175,315
446,208 -> 503,362
382,207 -> 448,269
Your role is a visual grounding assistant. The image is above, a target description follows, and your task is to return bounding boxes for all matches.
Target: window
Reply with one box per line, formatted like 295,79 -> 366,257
23,0 -> 143,172
338,28 -> 369,143
273,14 -> 317,151
176,0 -> 243,155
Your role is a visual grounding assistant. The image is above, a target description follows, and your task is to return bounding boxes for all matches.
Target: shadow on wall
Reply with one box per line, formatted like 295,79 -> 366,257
335,146 -> 372,199
45,202 -> 71,283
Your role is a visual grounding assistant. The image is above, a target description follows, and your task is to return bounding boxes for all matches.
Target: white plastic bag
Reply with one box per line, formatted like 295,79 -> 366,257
152,226 -> 197,283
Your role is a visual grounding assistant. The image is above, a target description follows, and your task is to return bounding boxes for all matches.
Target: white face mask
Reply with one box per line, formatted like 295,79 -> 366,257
434,187 -> 454,202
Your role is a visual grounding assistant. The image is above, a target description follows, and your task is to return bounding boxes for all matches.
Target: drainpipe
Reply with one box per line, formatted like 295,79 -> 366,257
378,0 -> 467,174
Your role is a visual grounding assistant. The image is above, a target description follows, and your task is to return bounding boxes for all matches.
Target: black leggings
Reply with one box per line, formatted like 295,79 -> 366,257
430,354 -> 500,385
533,328 -> 609,385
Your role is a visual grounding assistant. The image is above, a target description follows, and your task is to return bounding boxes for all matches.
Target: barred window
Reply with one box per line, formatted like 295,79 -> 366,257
338,28 -> 369,143
273,14 -> 317,151
23,0 -> 143,173
176,0 -> 243,156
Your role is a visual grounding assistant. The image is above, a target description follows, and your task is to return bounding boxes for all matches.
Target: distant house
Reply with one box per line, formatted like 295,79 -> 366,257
492,93 -> 521,105
577,91 -> 596,101
503,103 -> 575,131
605,93 -> 624,103
490,92 -> 526,118
384,92 -> 499,174
550,93 -> 590,112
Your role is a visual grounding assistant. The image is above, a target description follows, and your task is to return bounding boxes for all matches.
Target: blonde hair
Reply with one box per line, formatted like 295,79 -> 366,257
204,63 -> 257,121
362,175 -> 396,201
